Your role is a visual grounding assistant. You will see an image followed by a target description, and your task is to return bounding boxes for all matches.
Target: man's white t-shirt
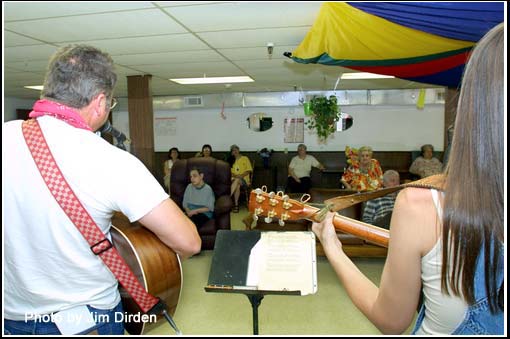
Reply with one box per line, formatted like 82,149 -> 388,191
288,155 -> 320,178
4,116 -> 168,320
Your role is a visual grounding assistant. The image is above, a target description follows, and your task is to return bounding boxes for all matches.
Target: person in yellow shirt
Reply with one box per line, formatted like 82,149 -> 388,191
230,144 -> 253,212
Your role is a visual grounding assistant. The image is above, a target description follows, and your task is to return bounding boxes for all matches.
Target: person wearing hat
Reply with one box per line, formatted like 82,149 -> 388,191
230,145 -> 253,212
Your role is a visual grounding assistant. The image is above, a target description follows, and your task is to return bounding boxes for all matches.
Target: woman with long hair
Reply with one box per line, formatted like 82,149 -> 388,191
312,23 -> 504,334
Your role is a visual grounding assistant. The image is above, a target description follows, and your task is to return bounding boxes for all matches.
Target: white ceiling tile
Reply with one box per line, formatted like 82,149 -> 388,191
4,2 -> 156,21
4,70 -> 45,82
197,27 -> 311,49
154,2 -> 234,8
4,44 -> 60,62
131,61 -> 244,78
4,31 -> 47,47
66,34 -> 210,55
113,65 -> 146,77
113,50 -> 225,66
4,60 -> 50,72
164,2 -> 322,31
2,2 -> 442,100
5,9 -> 187,42
234,59 -> 296,71
219,45 -> 298,61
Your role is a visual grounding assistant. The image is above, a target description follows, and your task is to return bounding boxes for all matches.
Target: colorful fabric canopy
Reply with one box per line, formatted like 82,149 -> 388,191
288,2 -> 504,88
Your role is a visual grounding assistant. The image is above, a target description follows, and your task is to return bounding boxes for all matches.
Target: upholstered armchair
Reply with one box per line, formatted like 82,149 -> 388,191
170,157 -> 232,250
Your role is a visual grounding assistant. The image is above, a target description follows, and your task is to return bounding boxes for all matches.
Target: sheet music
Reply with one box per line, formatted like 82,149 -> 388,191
246,231 -> 317,295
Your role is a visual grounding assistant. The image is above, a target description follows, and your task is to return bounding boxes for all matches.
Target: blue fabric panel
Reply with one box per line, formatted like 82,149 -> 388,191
403,64 -> 466,89
347,2 -> 504,42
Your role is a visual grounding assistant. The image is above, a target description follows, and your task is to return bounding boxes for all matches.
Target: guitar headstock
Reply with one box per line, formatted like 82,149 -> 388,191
248,186 -> 314,228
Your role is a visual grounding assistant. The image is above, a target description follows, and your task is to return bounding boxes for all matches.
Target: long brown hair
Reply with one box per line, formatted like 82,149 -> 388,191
442,23 -> 504,313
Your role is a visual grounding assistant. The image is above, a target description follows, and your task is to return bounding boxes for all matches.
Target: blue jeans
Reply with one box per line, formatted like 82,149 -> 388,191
412,240 -> 504,334
4,302 -> 124,335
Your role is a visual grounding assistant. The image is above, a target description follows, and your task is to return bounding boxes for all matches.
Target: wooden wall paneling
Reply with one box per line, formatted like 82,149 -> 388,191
127,75 -> 155,174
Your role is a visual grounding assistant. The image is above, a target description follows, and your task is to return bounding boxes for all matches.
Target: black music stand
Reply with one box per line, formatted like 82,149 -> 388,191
204,230 -> 314,335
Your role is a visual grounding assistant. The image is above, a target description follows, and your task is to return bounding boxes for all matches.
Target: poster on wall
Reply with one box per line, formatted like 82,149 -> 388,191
155,117 -> 177,137
284,118 -> 304,143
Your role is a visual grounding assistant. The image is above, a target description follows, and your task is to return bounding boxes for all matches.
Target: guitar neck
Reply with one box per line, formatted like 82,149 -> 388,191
331,214 -> 389,248
249,190 -> 390,248
301,205 -> 389,248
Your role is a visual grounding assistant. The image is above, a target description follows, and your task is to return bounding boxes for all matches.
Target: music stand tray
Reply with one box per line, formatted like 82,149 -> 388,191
204,230 -> 317,334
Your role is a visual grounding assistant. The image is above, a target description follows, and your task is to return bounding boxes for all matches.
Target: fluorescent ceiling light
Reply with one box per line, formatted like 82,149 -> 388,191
341,72 -> 395,80
170,76 -> 254,85
24,85 -> 44,90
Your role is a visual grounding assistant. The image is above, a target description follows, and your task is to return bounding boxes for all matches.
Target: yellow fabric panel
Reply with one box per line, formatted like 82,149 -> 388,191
292,2 -> 474,61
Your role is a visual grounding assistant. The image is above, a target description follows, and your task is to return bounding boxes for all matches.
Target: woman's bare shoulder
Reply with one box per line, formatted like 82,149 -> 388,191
396,187 -> 433,205
393,187 -> 440,254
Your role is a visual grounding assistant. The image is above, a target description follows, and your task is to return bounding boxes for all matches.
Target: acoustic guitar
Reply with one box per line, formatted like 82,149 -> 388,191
110,213 -> 182,335
248,189 -> 390,248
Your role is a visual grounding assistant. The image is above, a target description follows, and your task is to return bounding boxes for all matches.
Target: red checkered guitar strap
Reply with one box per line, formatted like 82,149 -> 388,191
21,119 -> 165,316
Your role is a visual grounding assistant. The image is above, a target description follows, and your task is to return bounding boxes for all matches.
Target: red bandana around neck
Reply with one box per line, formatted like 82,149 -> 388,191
29,99 -> 92,131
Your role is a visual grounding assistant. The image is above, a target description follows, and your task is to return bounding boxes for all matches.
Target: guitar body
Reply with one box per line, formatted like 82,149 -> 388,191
111,213 -> 182,335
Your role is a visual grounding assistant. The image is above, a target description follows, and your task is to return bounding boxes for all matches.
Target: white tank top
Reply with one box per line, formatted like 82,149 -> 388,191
415,189 -> 468,334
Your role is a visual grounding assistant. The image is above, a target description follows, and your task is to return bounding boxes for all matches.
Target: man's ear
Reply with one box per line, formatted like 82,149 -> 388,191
88,93 -> 109,131
92,93 -> 107,117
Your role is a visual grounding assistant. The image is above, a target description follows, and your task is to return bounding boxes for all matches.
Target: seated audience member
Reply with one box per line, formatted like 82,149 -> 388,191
163,147 -> 180,191
195,144 -> 213,158
341,146 -> 383,191
183,168 -> 215,231
409,144 -> 443,178
287,144 -> 325,193
230,144 -> 253,212
362,170 -> 400,229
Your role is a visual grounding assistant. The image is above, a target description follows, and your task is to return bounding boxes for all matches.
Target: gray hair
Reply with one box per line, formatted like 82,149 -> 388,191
382,170 -> 399,185
358,146 -> 373,158
41,45 -> 117,109
420,144 -> 434,155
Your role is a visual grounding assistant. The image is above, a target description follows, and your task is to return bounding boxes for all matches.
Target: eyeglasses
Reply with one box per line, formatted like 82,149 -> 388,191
109,97 -> 118,111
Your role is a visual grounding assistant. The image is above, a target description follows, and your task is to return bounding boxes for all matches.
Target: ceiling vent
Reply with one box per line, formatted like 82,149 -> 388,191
183,96 -> 203,107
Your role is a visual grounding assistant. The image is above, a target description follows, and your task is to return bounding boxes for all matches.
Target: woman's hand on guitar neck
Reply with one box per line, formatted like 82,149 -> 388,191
311,211 -> 343,254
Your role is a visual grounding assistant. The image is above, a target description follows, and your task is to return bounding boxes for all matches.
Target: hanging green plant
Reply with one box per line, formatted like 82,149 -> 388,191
305,95 -> 340,141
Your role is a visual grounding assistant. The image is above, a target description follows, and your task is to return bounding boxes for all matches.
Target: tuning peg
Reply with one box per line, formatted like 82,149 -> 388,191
300,193 -> 311,203
269,194 -> 278,206
278,219 -> 285,227
280,212 -> 289,221
282,195 -> 292,210
255,193 -> 265,203
265,209 -> 277,223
